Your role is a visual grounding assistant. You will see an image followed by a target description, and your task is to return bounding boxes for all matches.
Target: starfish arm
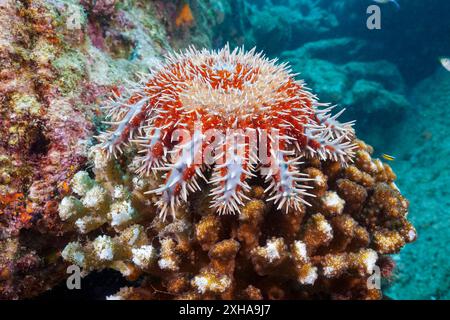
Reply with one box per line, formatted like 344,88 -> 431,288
263,140 -> 314,213
133,127 -> 168,176
209,142 -> 255,214
315,106 -> 356,140
97,93 -> 151,158
302,124 -> 357,164
147,130 -> 203,220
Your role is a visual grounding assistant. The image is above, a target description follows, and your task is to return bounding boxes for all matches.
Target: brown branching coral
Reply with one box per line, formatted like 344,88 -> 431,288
60,139 -> 415,300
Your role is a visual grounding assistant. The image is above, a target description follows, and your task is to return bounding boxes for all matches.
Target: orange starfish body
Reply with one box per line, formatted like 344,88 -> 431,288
96,47 -> 356,219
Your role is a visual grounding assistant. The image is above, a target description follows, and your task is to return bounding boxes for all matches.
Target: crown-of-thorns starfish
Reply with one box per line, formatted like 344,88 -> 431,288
96,46 -> 356,219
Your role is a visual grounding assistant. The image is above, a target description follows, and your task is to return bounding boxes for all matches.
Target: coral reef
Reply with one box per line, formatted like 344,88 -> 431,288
0,0 -> 423,300
218,0 -> 450,85
60,138 -> 415,300
56,45 -> 415,299
206,2 -> 444,300
151,0 -> 229,50
0,0 -> 220,299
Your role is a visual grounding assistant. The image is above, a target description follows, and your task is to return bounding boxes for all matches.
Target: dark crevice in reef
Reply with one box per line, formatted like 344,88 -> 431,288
28,128 -> 50,156
35,269 -> 134,300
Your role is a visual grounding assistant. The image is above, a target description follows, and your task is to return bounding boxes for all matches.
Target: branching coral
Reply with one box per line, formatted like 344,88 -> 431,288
60,115 -> 415,300
59,152 -> 158,277
55,43 -> 416,300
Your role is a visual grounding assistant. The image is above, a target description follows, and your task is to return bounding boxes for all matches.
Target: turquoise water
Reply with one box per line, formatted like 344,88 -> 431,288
213,0 -> 450,299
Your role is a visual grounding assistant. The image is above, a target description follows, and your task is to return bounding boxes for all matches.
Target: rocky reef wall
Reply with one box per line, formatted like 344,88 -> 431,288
0,0 -> 223,299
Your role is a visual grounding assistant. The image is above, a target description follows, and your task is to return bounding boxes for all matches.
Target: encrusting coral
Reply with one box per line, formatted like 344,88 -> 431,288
59,47 -> 416,300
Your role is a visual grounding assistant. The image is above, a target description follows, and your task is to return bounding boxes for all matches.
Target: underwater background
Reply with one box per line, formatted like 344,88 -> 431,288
0,0 -> 448,300
209,0 -> 450,299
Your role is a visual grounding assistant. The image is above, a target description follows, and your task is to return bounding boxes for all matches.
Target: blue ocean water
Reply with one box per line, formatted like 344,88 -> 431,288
213,0 -> 450,299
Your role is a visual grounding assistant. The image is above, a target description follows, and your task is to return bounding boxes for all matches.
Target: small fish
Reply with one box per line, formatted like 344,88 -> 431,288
176,3 -> 194,27
373,0 -> 400,9
382,153 -> 396,161
439,57 -> 450,72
